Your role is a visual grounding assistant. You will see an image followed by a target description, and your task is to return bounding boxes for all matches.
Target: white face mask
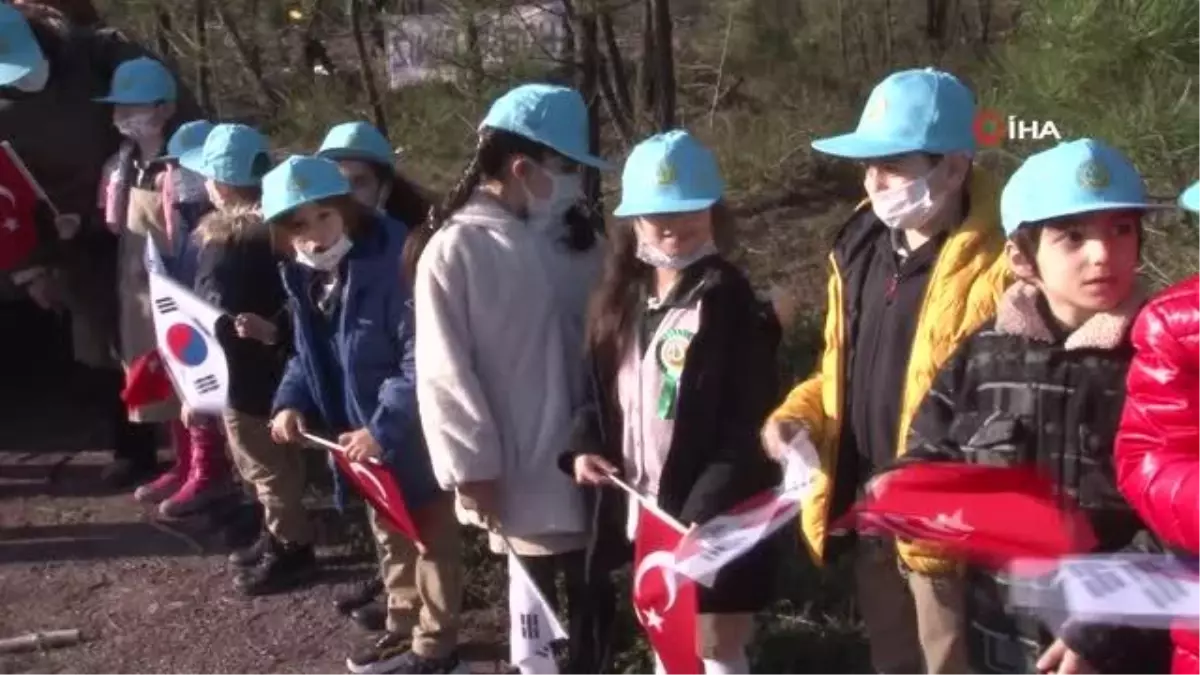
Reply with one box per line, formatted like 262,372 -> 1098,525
294,235 -> 353,271
867,168 -> 952,231
12,57 -> 49,93
524,167 -> 582,232
114,112 -> 160,140
635,238 -> 718,271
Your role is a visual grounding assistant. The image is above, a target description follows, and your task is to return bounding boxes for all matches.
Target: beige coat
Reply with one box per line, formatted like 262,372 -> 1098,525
117,186 -> 180,422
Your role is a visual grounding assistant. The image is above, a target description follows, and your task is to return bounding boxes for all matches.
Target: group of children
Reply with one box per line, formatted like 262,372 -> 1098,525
84,52 -> 1195,675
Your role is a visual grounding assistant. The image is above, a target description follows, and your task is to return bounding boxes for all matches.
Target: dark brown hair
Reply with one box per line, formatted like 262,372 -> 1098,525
400,127 -> 599,284
268,193 -> 377,255
585,201 -> 735,379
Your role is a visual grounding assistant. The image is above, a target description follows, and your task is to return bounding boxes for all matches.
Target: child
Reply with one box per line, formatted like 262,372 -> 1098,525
1115,181 -> 1199,674
183,124 -> 316,596
95,56 -> 198,501
265,156 -> 463,674
407,83 -> 613,674
316,120 -> 432,227
568,129 -> 782,674
902,139 -> 1171,674
130,119 -> 227,515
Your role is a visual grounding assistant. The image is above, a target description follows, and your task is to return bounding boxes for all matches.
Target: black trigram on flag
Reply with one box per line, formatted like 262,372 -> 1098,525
520,613 -> 541,640
154,297 -> 179,314
194,375 -> 220,394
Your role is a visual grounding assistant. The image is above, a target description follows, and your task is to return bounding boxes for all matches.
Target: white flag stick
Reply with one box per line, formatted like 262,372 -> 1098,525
604,473 -> 691,536
2,141 -> 56,215
299,431 -> 384,466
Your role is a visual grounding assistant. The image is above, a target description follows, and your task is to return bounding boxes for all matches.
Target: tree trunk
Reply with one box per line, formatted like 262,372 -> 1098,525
650,0 -> 675,130
155,5 -> 172,65
636,0 -> 656,121
211,2 -> 279,106
575,5 -> 601,205
855,4 -> 871,72
193,0 -> 213,112
246,0 -> 261,75
882,0 -> 893,66
349,0 -> 389,138
978,0 -> 992,44
836,0 -> 848,73
599,10 -> 634,124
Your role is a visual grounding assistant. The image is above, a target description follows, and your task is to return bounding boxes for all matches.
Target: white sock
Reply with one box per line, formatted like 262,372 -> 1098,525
703,654 -> 749,674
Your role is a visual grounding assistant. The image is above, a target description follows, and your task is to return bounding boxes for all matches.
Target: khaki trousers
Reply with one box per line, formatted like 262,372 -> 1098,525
855,542 -> 969,674
222,409 -> 313,546
367,493 -> 463,659
697,612 -> 754,660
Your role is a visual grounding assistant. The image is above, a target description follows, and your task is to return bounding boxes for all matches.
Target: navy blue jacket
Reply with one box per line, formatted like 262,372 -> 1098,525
271,213 -> 439,511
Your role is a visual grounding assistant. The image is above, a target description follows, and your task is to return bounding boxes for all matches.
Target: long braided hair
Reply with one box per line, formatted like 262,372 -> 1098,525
400,127 -> 600,284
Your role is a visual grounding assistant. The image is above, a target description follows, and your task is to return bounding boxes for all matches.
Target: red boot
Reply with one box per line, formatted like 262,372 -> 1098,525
159,420 -> 234,518
134,420 -> 190,504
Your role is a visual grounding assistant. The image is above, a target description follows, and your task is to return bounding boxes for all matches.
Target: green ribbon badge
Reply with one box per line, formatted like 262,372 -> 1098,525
656,328 -> 694,419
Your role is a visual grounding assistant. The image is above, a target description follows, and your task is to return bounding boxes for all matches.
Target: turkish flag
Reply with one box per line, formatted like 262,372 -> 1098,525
329,448 -> 422,546
633,506 -> 701,674
0,143 -> 42,271
835,462 -> 1097,567
121,350 -> 174,411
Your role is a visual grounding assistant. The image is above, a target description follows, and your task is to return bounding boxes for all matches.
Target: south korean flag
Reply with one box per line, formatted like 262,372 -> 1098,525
145,240 -> 230,412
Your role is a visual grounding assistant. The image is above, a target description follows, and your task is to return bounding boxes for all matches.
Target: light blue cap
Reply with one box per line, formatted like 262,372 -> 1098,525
0,3 -> 43,86
179,123 -> 270,187
813,68 -> 976,159
163,120 -> 215,160
1001,138 -> 1160,236
479,83 -> 611,170
95,57 -> 177,104
317,121 -> 395,171
613,130 -> 724,217
1179,181 -> 1199,214
261,155 -> 351,222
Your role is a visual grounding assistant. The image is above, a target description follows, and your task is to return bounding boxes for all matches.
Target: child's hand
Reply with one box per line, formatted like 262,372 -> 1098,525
761,418 -> 803,462
457,480 -> 500,527
1037,638 -> 1094,674
54,213 -> 82,240
338,428 -> 382,463
269,409 -> 306,444
235,313 -> 278,345
573,454 -> 618,486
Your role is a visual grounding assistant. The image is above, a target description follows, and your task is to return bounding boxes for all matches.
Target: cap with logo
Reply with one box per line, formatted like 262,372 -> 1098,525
1179,181 -> 1199,215
317,121 -> 396,172
163,120 -> 215,161
179,123 -> 270,187
613,129 -> 724,218
95,57 -> 177,104
0,3 -> 43,86
1000,138 -> 1160,236
480,83 -> 611,170
812,67 -> 977,159
261,155 -> 351,222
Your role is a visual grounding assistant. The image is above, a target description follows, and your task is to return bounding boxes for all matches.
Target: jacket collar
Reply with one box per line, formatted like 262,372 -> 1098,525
994,281 -> 1144,350
450,191 -> 525,233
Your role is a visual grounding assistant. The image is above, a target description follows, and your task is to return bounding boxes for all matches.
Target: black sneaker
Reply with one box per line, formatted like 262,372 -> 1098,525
229,531 -> 273,567
350,601 -> 387,632
347,637 -> 464,674
234,540 -> 318,596
335,577 -> 385,614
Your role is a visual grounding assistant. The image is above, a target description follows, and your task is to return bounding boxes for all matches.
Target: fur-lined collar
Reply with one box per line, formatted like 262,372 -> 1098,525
994,281 -> 1144,350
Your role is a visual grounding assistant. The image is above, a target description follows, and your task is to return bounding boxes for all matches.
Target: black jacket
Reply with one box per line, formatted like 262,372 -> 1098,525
904,282 -> 1170,674
564,255 -> 783,613
192,211 -> 288,417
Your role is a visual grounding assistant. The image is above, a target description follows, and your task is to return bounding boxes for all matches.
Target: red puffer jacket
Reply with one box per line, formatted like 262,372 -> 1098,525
1116,274 -> 1199,675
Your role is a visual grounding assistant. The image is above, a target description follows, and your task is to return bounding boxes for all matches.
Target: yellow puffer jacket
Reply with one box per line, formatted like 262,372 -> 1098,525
769,168 -> 1010,575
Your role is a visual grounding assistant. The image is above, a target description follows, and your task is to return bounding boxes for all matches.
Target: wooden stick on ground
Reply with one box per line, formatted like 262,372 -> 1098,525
0,629 -> 83,654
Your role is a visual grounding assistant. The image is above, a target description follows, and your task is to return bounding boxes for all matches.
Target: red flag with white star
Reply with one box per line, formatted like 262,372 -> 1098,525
633,505 -> 701,674
121,349 -> 174,412
0,142 -> 43,271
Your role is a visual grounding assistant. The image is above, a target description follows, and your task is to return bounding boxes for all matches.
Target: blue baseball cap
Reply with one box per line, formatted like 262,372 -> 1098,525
812,68 -> 976,159
613,130 -> 724,217
95,57 -> 177,104
317,121 -> 395,171
0,4 -> 43,86
179,123 -> 270,187
163,120 -> 215,160
1000,138 -> 1161,236
1179,181 -> 1199,214
261,155 -> 351,222
480,83 -> 611,170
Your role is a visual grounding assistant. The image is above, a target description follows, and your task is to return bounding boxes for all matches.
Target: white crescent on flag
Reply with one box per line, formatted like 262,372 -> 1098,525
634,550 -> 682,631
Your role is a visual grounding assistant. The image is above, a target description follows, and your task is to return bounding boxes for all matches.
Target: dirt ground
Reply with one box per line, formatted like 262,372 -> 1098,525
0,312 -> 508,674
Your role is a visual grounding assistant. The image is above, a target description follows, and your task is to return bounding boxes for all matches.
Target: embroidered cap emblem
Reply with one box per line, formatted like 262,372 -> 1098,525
1076,159 -> 1110,191
656,160 -> 676,186
864,94 -> 888,124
